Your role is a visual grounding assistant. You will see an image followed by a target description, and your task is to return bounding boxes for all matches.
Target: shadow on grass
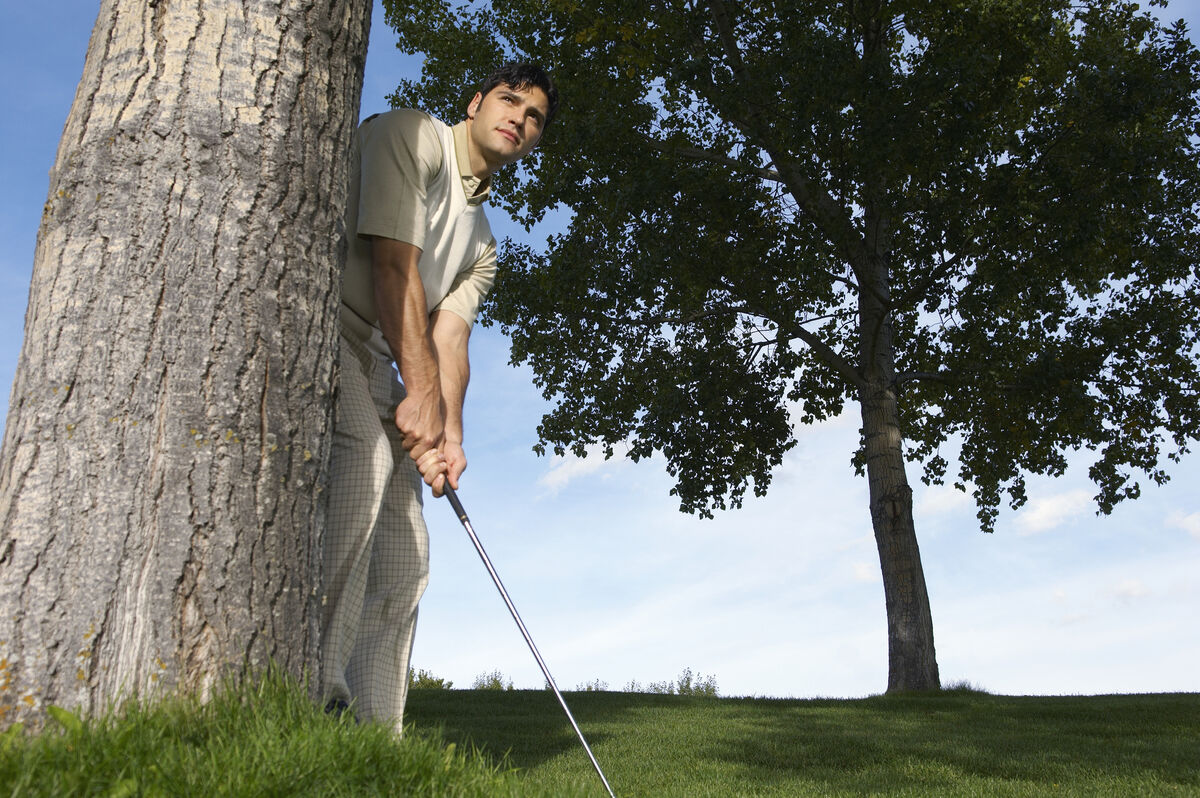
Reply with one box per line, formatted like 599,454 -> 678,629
702,692 -> 1200,793
406,688 -> 625,769
408,689 -> 1200,796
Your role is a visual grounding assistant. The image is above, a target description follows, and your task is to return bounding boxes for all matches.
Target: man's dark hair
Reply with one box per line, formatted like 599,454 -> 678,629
479,62 -> 560,127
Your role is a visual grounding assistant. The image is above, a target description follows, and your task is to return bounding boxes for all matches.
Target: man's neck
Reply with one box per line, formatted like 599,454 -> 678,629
463,118 -> 496,180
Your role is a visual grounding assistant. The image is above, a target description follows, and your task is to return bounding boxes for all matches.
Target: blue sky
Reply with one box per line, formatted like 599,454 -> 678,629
2,1 -> 1198,699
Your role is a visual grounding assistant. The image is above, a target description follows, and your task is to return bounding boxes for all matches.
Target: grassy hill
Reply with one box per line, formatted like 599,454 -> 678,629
408,687 -> 1200,797
1,673 -> 1196,796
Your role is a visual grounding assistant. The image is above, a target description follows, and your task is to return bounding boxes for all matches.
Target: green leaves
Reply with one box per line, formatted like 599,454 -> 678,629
383,0 -> 1200,528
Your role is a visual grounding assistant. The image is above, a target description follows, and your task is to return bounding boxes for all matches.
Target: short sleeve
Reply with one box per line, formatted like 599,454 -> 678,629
356,109 -> 443,249
433,240 -> 498,328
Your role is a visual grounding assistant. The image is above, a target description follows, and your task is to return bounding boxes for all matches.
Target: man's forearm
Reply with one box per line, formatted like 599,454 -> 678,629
371,237 -> 440,396
429,310 -> 471,443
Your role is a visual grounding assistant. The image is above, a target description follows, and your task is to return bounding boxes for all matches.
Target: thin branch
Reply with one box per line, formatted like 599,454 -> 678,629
700,0 -> 870,277
894,249 -> 967,310
895,371 -> 954,386
707,0 -> 753,89
643,136 -> 783,183
743,302 -> 865,390
590,299 -> 865,390
597,303 -> 747,328
779,322 -> 865,390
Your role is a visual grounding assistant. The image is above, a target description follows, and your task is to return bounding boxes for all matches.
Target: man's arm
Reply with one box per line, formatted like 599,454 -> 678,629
371,236 -> 446,468
428,309 -> 471,496
422,238 -> 496,495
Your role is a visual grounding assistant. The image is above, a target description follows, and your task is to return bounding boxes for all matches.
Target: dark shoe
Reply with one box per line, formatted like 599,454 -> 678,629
324,698 -> 353,719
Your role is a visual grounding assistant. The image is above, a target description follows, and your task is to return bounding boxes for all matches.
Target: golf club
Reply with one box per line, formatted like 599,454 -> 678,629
442,483 -> 617,798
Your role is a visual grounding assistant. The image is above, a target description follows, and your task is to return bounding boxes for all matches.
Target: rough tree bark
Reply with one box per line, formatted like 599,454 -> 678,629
858,242 -> 940,691
0,0 -> 371,727
861,386 -> 940,691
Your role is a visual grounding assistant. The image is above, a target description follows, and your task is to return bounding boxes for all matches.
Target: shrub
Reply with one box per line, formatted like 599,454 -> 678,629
675,668 -> 719,697
471,670 -> 514,691
409,668 -> 454,689
574,678 -> 609,692
623,669 -> 719,697
941,679 -> 990,695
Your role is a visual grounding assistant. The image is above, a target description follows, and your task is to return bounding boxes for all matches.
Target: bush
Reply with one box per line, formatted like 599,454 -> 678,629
471,670 -> 514,691
675,668 -> 719,697
409,668 -> 453,689
574,678 -> 609,692
623,668 -> 718,697
941,679 -> 990,695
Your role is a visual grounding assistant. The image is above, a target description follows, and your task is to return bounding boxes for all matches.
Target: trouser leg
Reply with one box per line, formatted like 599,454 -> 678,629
345,441 -> 429,730
345,355 -> 430,731
321,331 -> 429,732
320,334 -> 396,706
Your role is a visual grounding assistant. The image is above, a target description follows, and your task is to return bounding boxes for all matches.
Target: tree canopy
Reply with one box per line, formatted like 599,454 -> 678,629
385,0 -> 1200,534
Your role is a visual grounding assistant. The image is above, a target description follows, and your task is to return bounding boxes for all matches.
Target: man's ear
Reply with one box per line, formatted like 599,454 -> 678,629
466,91 -> 483,120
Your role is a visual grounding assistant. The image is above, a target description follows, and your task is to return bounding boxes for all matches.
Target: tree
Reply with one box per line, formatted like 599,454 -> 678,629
0,0 -> 371,727
383,0 -> 1200,691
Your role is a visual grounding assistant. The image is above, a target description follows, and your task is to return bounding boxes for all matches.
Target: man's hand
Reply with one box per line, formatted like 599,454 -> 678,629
437,440 -> 467,496
412,440 -> 465,498
414,447 -> 449,493
394,384 -> 445,461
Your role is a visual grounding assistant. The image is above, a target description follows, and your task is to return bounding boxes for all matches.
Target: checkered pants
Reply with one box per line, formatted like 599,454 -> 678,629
320,329 -> 429,733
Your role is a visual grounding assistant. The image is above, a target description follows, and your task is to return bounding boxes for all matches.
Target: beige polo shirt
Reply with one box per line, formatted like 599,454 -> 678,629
341,109 -> 497,343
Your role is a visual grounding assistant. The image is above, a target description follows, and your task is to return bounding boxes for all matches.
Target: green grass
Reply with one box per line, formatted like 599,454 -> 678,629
406,688 -> 1200,797
0,671 -> 583,797
1,675 -> 1196,797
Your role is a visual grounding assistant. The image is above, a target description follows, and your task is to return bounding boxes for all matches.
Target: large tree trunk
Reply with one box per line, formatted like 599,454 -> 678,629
857,246 -> 940,692
860,384 -> 940,691
0,0 -> 371,728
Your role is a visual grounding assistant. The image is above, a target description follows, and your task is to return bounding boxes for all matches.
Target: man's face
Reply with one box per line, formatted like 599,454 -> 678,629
466,83 -> 551,174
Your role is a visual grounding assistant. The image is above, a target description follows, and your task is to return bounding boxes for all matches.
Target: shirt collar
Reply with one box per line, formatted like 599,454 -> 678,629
452,121 -> 491,205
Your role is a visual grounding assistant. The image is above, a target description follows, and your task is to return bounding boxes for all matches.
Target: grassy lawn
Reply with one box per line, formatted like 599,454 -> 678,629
1,673 -> 1195,796
407,688 -> 1200,797
0,674 -> 563,798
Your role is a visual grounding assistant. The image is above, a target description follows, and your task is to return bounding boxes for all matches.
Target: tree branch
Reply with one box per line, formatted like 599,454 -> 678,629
643,136 -> 783,182
741,302 -> 865,390
700,0 -> 870,276
779,318 -> 866,390
597,303 -> 745,328
707,0 -> 754,90
894,249 -> 967,310
593,300 -> 866,390
895,371 -> 954,386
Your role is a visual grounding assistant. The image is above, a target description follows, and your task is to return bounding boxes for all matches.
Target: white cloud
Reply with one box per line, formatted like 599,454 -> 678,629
916,483 -> 974,516
1166,510 -> 1200,541
1015,489 -> 1092,535
1112,578 -> 1151,603
852,561 -> 880,583
536,444 -> 629,493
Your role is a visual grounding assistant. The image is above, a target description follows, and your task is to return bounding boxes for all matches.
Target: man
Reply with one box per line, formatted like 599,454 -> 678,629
320,63 -> 558,731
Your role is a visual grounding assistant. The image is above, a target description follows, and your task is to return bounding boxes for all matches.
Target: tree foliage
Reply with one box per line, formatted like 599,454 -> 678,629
383,0 -> 1200,531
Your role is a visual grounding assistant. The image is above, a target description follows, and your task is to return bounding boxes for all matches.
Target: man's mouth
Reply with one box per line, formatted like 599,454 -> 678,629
497,128 -> 519,145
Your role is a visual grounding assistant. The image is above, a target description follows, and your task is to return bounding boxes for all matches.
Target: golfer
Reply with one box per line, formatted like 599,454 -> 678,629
320,63 -> 558,731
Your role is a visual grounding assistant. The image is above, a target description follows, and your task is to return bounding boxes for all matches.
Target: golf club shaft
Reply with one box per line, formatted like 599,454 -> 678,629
443,485 -> 616,798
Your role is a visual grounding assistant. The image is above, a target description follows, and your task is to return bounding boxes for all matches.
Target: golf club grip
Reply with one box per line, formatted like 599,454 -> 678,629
443,484 -> 469,524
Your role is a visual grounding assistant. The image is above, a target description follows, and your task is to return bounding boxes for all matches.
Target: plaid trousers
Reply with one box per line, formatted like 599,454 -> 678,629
320,328 -> 429,733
